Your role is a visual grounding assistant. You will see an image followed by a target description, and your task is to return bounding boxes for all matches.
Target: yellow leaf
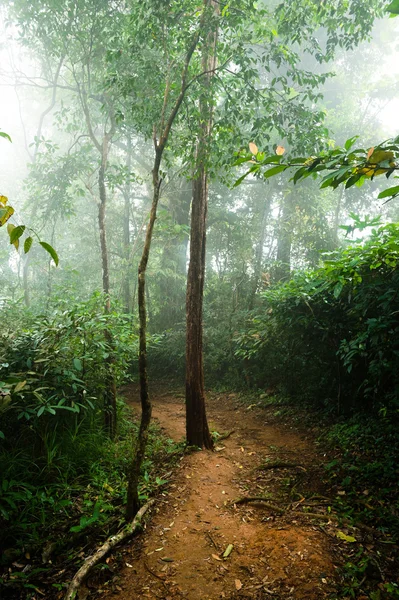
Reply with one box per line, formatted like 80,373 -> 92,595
249,142 -> 258,155
0,195 -> 8,206
276,145 -> 285,155
367,149 -> 394,164
336,531 -> 357,543
14,381 -> 26,393
0,205 -> 14,226
223,543 -> 234,558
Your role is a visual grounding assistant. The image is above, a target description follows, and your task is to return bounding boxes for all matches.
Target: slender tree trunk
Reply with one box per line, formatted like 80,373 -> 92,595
98,142 -> 117,438
125,14 -> 205,519
126,149 -> 161,519
185,0 -> 218,449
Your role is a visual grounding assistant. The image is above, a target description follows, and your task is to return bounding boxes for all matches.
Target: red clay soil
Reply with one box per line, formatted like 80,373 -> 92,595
104,388 -> 341,600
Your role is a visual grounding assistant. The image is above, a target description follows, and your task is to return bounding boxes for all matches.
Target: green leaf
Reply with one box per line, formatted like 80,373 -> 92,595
9,225 -> 25,244
73,358 -> 83,371
377,185 -> 399,199
24,237 -> 33,254
233,171 -> 251,188
344,136 -> 359,151
39,241 -> 59,266
263,164 -> 287,179
387,0 -> 399,14
333,281 -> 343,298
0,131 -> 12,142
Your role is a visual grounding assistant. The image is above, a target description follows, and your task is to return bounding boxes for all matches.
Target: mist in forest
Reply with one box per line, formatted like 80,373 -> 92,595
1,3 -> 399,598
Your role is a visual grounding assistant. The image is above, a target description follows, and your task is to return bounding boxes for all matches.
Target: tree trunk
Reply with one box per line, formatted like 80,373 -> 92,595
186,172 -> 213,449
185,0 -> 218,450
126,149 -> 161,519
125,6 -> 207,519
98,146 -> 117,438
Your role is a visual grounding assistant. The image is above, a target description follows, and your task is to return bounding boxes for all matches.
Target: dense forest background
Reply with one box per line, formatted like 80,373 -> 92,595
1,0 -> 399,598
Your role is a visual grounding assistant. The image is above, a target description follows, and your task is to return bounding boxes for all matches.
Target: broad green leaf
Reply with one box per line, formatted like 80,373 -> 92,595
387,0 -> 399,14
73,358 -> 83,371
377,185 -> 399,200
344,135 -> 359,151
263,164 -> 287,179
9,225 -> 25,244
39,241 -> 59,266
24,236 -> 33,254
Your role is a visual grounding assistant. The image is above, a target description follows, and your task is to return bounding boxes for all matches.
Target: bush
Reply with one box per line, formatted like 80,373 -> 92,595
233,223 -> 399,413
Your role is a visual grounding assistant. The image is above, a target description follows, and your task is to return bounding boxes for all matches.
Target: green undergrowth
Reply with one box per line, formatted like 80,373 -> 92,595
0,402 -> 185,599
234,389 -> 399,598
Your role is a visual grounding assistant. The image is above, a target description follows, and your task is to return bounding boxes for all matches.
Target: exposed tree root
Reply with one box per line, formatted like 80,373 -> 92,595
64,500 -> 154,600
232,497 -> 285,514
232,497 -> 334,520
256,461 -> 306,471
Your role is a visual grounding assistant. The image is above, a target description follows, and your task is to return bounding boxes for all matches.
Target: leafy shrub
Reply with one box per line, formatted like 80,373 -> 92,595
234,223 -> 399,412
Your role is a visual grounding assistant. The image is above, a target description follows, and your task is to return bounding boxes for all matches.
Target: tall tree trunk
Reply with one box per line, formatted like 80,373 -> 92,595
126,148 -> 162,520
126,18 -> 205,519
185,0 -> 218,450
98,139 -> 117,438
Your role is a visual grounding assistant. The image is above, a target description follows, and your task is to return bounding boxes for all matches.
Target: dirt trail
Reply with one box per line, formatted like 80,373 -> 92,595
108,388 -> 339,600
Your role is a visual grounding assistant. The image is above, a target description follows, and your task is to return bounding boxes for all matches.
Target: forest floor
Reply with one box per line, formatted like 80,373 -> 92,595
103,386 -> 350,600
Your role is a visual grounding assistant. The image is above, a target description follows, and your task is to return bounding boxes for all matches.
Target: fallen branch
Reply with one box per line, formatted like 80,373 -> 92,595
64,500 -> 154,600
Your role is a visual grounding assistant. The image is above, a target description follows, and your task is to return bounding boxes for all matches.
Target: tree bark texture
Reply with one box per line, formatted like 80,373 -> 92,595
185,0 -> 218,450
126,150 -> 162,519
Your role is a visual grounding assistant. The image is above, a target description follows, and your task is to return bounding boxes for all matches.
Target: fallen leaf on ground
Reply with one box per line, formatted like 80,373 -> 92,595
223,544 -> 234,558
235,579 -> 243,590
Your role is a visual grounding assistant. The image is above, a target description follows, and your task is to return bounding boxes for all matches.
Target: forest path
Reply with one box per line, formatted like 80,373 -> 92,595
109,386 -> 339,600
